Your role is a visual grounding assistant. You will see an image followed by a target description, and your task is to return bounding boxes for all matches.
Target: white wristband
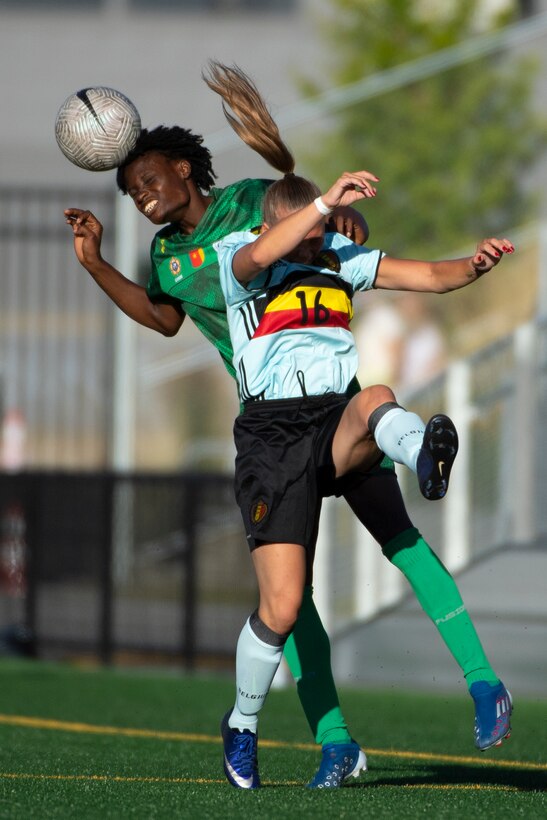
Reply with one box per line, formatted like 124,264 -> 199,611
314,196 -> 333,216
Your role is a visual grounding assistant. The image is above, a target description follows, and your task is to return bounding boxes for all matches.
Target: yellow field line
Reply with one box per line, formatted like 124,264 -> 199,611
395,784 -> 521,792
0,773 -> 531,792
0,713 -> 545,772
0,714 -> 215,744
1,773 -> 227,785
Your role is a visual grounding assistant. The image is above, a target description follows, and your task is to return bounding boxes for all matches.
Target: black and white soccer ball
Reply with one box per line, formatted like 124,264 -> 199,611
55,87 -> 141,172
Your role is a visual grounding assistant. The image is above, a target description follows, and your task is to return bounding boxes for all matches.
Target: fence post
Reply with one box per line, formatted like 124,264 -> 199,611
112,194 -> 138,469
181,475 -> 197,670
443,359 -> 472,572
313,496 -> 335,633
538,219 -> 547,320
100,473 -> 114,665
111,196 -> 138,587
354,524 -> 383,622
513,322 -> 537,545
19,474 -> 37,657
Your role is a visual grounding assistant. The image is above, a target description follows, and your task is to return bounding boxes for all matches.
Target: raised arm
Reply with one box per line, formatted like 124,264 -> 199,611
327,206 -> 369,244
231,170 -> 379,283
375,238 -> 515,293
65,208 -> 184,336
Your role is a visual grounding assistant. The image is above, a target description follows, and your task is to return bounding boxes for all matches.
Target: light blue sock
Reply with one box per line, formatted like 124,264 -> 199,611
372,407 -> 425,472
229,614 -> 286,734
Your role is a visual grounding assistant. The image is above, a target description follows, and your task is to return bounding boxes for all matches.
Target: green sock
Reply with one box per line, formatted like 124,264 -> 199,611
383,528 -> 499,689
283,586 -> 352,746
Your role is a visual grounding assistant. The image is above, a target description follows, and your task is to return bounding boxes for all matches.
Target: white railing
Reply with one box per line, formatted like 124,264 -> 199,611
314,315 -> 547,634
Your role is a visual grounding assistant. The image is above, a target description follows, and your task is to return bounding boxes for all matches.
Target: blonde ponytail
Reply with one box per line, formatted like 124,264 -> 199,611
203,60 -> 320,224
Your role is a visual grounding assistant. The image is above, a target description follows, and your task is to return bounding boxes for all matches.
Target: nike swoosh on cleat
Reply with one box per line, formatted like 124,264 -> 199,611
224,755 -> 254,789
438,460 -> 445,476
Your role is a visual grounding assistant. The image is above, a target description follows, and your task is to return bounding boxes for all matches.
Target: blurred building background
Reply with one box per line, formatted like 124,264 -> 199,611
0,0 -> 334,471
0,0 -> 545,696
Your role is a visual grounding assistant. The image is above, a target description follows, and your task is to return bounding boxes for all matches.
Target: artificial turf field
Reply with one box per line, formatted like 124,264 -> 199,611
0,658 -> 545,819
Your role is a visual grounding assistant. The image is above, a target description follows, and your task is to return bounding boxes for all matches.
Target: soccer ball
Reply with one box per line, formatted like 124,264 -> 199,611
55,87 -> 141,172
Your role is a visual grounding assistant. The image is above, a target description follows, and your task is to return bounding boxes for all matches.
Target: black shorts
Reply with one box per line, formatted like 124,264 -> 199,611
233,394 -> 349,550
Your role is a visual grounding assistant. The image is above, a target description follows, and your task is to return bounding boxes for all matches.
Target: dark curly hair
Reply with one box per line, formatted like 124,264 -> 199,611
116,125 -> 217,193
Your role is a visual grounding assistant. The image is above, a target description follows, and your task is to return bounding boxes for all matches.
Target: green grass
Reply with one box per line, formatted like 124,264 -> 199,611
0,658 -> 545,819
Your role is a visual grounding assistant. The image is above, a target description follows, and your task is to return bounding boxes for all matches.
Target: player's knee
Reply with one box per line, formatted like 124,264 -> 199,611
269,607 -> 299,636
249,609 -> 292,648
354,385 -> 396,430
366,393 -> 401,435
259,592 -> 301,635
365,384 -> 396,409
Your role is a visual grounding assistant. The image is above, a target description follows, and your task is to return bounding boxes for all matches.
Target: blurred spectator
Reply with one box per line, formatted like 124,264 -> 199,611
354,294 -> 447,394
354,298 -> 405,387
0,503 -> 27,597
1,409 -> 27,471
397,293 -> 447,393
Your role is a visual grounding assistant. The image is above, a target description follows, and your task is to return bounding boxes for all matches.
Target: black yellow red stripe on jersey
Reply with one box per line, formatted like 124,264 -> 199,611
218,231 -> 384,401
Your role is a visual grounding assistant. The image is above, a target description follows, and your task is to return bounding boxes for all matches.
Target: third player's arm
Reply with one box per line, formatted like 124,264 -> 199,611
232,170 -> 379,283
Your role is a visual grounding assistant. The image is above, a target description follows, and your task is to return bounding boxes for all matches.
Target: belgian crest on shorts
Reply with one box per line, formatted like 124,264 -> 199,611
251,500 -> 268,524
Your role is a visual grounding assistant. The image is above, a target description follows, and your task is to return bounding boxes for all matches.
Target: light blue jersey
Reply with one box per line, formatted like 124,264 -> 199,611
217,231 -> 384,401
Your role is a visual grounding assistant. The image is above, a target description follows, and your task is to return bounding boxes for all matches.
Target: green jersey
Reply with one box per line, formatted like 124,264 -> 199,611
147,177 -> 272,377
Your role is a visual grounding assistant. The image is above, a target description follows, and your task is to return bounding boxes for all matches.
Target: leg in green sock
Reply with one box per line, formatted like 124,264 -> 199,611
383,527 -> 499,688
283,585 -> 352,746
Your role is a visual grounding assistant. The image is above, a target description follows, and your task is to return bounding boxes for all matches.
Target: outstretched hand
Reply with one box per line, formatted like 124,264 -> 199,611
64,208 -> 104,269
327,206 -> 370,244
321,171 -> 379,211
470,237 -> 514,277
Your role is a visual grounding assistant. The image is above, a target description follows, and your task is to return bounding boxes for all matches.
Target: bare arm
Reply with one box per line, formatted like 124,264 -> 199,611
327,205 -> 369,244
375,237 -> 514,293
231,170 -> 379,283
65,208 -> 184,336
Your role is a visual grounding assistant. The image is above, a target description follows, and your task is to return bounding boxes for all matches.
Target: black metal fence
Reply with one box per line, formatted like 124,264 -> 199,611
0,470 -> 256,669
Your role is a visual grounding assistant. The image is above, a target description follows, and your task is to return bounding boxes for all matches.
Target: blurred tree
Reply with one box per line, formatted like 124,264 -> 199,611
299,0 -> 547,259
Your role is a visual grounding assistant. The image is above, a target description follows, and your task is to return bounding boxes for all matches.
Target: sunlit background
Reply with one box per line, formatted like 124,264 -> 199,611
0,0 -> 545,697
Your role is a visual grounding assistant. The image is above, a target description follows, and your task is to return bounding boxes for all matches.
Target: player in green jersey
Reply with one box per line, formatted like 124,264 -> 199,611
65,148 -> 372,786
65,62 -> 510,787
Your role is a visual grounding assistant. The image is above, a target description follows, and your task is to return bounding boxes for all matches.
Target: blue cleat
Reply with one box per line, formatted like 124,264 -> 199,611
417,414 -> 458,500
307,741 -> 367,789
470,681 -> 513,751
221,710 -> 260,789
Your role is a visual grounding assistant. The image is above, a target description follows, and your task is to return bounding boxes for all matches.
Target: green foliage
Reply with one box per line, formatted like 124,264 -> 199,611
301,0 -> 547,257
